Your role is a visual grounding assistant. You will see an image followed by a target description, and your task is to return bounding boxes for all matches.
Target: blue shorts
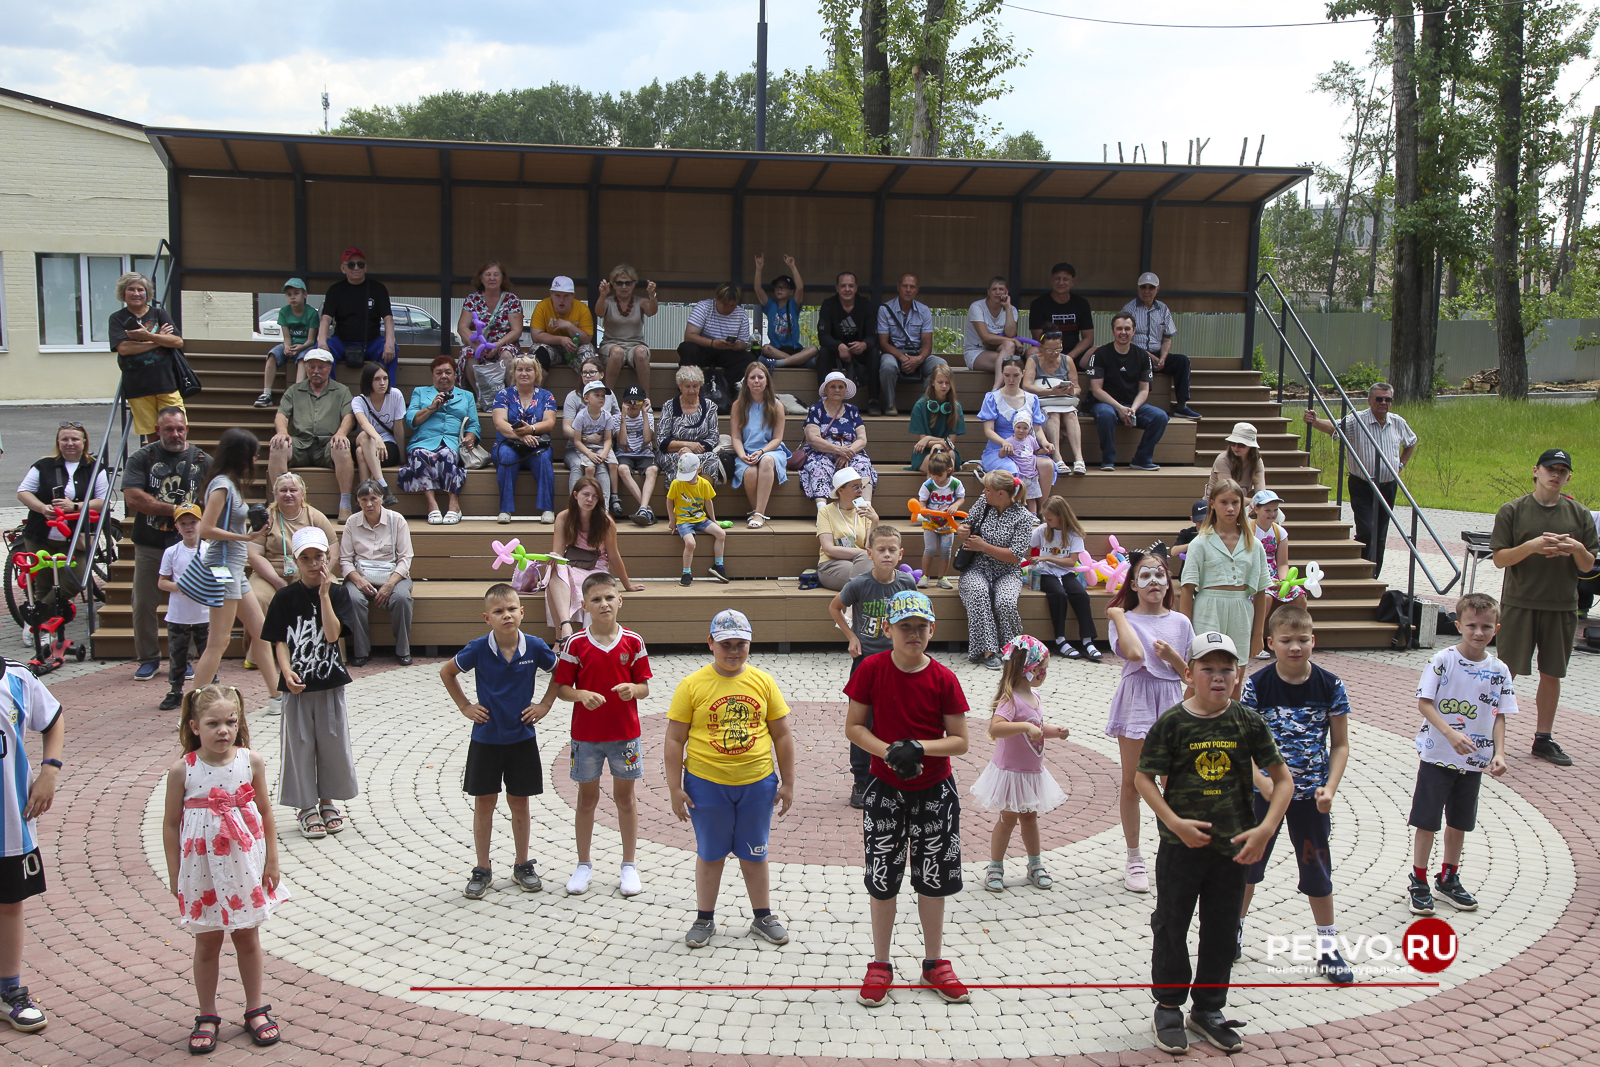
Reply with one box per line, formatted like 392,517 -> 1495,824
570,737 -> 644,782
676,519 -> 715,538
682,770 -> 778,862
268,343 -> 310,365
1245,793 -> 1333,897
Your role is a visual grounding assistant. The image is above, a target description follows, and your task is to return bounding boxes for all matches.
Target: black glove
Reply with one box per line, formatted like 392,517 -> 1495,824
246,503 -> 270,532
883,739 -> 924,780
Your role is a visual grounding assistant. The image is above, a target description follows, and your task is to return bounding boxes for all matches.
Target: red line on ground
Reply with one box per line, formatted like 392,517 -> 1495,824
411,981 -> 1440,992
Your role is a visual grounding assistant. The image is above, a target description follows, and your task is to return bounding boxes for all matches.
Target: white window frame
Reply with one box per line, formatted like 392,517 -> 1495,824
36,252 -> 167,352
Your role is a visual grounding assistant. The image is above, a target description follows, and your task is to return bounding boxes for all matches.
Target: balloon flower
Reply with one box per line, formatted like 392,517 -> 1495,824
897,564 -> 924,584
489,538 -> 568,573
1272,561 -> 1324,602
466,312 -> 497,361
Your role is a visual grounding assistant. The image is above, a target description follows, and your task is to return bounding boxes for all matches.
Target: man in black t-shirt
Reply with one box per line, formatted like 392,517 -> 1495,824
816,271 -> 883,409
1087,312 -> 1169,471
1027,261 -> 1095,370
316,247 -> 397,382
120,406 -> 210,680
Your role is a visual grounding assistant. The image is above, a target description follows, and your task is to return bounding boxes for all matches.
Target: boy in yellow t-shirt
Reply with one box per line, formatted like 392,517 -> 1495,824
665,609 -> 795,949
666,452 -> 729,586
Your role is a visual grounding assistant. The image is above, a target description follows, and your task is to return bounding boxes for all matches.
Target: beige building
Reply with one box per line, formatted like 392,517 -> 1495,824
0,88 -> 251,401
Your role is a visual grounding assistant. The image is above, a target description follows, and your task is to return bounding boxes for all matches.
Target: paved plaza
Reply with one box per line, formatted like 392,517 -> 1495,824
6,601 -> 1600,1065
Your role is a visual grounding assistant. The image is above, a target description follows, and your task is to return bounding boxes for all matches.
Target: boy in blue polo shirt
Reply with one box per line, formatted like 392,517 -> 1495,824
440,583 -> 558,900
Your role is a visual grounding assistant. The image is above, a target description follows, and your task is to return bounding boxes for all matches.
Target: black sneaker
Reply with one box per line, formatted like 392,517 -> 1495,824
1531,737 -> 1573,766
609,496 -> 626,519
1187,1010 -> 1244,1052
463,866 -> 492,899
253,391 -> 274,408
1406,873 -> 1435,915
1317,949 -> 1355,984
1152,1005 -> 1188,1054
512,861 -> 543,892
680,573 -> 693,587
1434,871 -> 1478,911
159,692 -> 183,711
710,563 -> 730,583
1131,459 -> 1161,471
849,784 -> 866,809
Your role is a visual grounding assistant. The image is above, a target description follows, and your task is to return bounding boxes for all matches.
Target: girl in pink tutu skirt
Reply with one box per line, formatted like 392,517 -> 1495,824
971,635 -> 1070,891
162,684 -> 288,1054
1105,547 -> 1194,893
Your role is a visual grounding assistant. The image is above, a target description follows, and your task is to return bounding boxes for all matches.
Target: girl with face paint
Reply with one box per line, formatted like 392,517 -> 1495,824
1104,549 -> 1195,893
970,635 -> 1069,892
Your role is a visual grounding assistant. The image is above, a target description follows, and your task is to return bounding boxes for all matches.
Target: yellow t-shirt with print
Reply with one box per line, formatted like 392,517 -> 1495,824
529,297 -> 595,337
667,476 -> 715,526
668,663 -> 791,785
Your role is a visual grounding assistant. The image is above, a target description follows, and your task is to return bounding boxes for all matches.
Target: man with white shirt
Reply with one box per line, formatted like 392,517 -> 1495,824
1121,273 -> 1201,421
1303,382 -> 1418,578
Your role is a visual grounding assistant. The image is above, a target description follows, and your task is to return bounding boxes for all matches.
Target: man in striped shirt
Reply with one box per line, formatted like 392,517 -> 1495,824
1120,272 -> 1201,421
1303,382 -> 1418,577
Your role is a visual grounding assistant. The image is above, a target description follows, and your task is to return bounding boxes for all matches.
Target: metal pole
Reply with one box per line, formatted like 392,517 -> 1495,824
1401,506 -> 1420,649
755,0 -> 768,152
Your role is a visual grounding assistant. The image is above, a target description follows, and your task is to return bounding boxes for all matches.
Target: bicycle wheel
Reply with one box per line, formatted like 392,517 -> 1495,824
2,550 -> 21,628
88,521 -> 120,602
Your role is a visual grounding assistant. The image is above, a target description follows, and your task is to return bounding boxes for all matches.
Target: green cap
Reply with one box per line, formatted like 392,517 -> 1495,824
283,277 -> 308,292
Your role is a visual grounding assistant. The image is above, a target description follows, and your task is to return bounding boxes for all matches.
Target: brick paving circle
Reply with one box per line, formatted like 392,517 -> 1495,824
547,703 -> 1123,866
3,647 -> 1599,1065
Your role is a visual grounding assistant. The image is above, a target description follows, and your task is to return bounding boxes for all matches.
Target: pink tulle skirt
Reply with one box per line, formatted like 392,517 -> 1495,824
968,764 -> 1068,814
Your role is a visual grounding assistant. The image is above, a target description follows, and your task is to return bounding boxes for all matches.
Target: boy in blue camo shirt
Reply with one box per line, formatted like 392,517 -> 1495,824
1237,604 -> 1353,984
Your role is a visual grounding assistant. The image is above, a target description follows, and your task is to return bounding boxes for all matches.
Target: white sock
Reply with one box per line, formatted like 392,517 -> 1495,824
377,476 -> 388,486
1127,847 -> 1143,861
1317,924 -> 1338,954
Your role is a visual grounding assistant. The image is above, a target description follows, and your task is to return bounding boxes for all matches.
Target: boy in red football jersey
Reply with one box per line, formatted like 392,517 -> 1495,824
554,572 -> 653,896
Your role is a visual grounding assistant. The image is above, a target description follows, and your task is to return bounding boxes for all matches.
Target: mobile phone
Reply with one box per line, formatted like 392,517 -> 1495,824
725,336 -> 737,343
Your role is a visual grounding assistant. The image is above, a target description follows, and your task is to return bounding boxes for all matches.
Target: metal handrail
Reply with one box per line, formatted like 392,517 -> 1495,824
62,387 -> 135,654
149,238 -> 176,310
1253,273 -> 1460,644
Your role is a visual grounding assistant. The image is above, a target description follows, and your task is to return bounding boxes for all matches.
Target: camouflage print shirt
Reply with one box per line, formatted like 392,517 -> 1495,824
1137,700 -> 1284,857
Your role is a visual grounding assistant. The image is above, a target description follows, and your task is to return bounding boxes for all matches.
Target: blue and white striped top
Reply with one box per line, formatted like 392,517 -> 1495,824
0,660 -> 62,857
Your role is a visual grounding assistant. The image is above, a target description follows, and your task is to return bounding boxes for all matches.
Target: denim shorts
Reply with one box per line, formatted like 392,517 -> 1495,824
676,519 -> 716,538
569,737 -> 644,782
682,770 -> 778,862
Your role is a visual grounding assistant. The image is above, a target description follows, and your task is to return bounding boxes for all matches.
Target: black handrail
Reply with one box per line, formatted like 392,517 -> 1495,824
1253,273 -> 1460,646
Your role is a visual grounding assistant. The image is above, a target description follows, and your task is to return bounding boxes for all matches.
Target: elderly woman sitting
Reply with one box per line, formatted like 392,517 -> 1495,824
400,354 -> 482,524
247,471 -> 340,617
491,354 -> 559,524
956,470 -> 1037,669
801,371 -> 875,505
814,467 -> 879,591
656,365 -> 725,484
339,479 -> 416,666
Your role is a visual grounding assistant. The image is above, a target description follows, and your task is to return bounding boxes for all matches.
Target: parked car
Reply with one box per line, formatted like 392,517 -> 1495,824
255,303 -> 459,347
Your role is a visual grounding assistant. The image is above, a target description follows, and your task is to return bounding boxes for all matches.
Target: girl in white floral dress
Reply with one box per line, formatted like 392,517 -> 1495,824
162,685 -> 288,1053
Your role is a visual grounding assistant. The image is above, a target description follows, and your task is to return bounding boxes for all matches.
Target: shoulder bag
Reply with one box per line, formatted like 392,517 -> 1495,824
951,502 -> 989,572
458,416 -> 492,470
170,347 -> 203,399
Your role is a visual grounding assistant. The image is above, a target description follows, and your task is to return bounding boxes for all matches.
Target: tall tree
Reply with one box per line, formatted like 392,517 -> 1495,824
862,0 -> 892,153
1490,3 -> 1529,398
910,0 -> 949,157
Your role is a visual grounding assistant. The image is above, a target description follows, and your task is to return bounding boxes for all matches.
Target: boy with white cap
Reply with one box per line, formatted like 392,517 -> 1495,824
567,379 -> 616,501
261,526 -> 360,841
156,502 -> 211,711
667,453 -> 729,586
1136,631 -> 1292,1055
665,608 -> 795,949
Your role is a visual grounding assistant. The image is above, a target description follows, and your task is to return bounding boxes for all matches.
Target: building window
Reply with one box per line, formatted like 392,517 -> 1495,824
36,253 -> 172,348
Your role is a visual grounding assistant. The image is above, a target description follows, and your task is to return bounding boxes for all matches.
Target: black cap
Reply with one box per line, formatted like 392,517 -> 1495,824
1191,499 -> 1209,523
620,384 -> 647,403
1538,448 -> 1574,471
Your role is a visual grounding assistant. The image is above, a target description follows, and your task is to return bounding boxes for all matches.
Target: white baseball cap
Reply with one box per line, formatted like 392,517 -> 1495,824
1188,630 -> 1239,662
831,467 -> 863,496
550,276 -> 576,294
710,608 -> 753,642
675,452 -> 702,482
301,348 -> 334,363
291,526 -> 329,557
1137,272 -> 1160,287
583,380 -> 606,395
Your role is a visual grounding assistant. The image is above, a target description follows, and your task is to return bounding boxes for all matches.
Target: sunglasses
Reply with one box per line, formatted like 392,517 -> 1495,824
613,279 -> 635,286
1370,397 -> 1393,403
59,421 -> 84,429
344,261 -> 366,269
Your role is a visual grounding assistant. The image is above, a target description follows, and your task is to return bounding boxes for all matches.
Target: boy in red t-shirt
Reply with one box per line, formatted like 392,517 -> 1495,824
844,590 -> 972,1007
553,573 -> 653,896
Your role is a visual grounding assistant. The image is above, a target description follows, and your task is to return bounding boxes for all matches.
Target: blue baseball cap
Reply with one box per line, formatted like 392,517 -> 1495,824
886,590 -> 936,624
709,609 -> 753,642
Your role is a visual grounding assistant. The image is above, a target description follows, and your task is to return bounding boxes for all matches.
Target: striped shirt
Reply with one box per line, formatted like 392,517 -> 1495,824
0,661 -> 62,857
688,300 -> 750,345
1335,408 -> 1417,484
1119,298 -> 1178,353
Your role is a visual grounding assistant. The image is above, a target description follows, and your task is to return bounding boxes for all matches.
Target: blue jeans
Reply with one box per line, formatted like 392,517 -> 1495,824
1089,401 -> 1168,466
325,336 -> 396,383
493,441 -> 555,514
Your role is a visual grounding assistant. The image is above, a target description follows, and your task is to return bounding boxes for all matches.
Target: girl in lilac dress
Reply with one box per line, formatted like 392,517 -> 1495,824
1105,548 -> 1194,893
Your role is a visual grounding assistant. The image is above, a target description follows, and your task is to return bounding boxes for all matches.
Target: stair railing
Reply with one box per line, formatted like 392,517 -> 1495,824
1253,273 -> 1460,647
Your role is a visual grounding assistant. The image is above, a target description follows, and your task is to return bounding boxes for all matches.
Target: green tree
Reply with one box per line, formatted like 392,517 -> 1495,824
334,84 -> 609,145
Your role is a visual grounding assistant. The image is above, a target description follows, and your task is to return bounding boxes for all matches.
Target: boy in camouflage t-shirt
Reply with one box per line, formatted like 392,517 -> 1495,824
1135,631 -> 1292,1055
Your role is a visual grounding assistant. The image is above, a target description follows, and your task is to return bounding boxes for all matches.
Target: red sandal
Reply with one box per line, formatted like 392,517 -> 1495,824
242,1004 -> 281,1047
188,1014 -> 221,1055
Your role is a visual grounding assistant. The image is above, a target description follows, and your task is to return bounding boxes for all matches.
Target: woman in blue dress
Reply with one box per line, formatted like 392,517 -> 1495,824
730,362 -> 792,528
979,359 -> 1050,476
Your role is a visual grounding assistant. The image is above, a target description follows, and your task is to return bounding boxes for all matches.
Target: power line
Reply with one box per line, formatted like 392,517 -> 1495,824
997,1 -> 1529,31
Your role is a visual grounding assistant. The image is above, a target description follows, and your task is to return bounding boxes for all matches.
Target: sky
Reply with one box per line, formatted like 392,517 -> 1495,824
2,0 -> 1597,179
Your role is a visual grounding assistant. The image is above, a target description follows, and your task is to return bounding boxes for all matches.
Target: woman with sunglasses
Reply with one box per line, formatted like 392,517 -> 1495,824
906,364 -> 966,472
15,421 -> 109,615
595,264 -> 658,395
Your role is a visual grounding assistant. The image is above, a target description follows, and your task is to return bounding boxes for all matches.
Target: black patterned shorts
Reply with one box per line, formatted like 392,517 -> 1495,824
861,776 -> 963,900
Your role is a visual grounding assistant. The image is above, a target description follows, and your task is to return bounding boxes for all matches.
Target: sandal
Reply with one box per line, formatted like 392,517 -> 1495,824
426,510 -> 444,525
443,510 -> 462,525
297,807 -> 327,839
1027,862 -> 1053,890
188,1014 -> 221,1054
1072,460 -> 1087,475
1083,642 -> 1104,663
319,804 -> 345,834
242,1005 -> 281,1047
983,864 -> 1005,892
747,513 -> 768,529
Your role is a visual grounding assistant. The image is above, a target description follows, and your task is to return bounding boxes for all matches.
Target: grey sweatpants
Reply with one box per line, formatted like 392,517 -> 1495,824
344,577 -> 414,658
277,686 -> 360,812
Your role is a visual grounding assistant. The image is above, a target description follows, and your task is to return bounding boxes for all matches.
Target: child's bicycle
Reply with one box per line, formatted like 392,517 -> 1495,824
3,507 -> 121,676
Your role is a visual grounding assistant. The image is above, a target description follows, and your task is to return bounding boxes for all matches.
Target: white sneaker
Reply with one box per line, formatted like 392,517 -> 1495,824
539,510 -> 555,524
566,863 -> 592,894
619,863 -> 642,896
260,696 -> 282,717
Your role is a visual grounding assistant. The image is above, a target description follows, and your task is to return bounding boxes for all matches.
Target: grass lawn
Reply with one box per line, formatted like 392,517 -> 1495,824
1290,398 -> 1600,513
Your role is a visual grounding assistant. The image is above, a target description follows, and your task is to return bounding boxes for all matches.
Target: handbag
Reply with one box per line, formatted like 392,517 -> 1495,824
170,348 -> 203,399
177,544 -> 226,609
458,417 -> 492,470
787,445 -> 808,472
562,542 -> 601,569
704,371 -> 732,415
951,503 -> 991,572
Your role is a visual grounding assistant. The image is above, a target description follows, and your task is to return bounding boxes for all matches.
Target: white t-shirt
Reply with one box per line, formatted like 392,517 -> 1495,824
17,463 -> 112,541
1414,646 -> 1518,772
160,540 -> 212,626
1029,525 -> 1085,578
352,389 -> 406,444
964,299 -> 1012,358
0,662 -> 62,857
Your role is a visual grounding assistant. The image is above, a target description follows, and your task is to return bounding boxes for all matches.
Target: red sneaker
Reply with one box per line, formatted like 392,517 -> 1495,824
857,961 -> 894,1007
919,959 -> 971,1003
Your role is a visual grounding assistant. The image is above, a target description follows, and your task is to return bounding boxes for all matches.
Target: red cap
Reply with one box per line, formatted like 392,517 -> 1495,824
342,247 -> 367,262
